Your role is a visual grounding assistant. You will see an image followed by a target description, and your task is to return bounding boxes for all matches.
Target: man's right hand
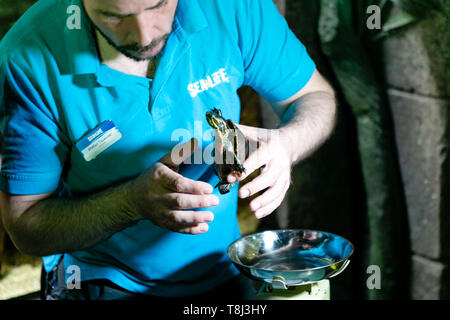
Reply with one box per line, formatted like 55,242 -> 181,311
129,138 -> 219,235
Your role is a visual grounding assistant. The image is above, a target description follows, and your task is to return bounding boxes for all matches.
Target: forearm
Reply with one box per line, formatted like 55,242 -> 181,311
278,90 -> 337,165
8,180 -> 140,256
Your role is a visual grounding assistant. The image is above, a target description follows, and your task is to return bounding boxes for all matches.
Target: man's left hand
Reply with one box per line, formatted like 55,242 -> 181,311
227,124 -> 293,219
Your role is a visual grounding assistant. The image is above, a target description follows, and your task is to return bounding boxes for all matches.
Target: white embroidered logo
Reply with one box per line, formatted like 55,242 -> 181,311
187,68 -> 230,98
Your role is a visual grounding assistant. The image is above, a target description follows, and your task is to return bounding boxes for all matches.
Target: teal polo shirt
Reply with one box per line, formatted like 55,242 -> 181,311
0,0 -> 316,296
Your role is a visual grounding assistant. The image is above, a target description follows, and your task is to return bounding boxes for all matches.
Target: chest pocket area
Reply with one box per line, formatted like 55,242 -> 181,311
191,65 -> 242,124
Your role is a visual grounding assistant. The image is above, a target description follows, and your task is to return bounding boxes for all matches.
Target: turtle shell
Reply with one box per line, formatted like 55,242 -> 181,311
214,120 -> 247,194
208,110 -> 248,194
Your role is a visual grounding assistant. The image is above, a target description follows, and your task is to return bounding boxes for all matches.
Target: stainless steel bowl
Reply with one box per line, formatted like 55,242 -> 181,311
227,229 -> 354,288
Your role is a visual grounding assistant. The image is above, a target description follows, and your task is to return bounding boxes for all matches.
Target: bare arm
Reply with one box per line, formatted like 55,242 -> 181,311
0,139 -> 218,257
0,180 -> 140,257
228,70 -> 337,218
274,69 -> 337,165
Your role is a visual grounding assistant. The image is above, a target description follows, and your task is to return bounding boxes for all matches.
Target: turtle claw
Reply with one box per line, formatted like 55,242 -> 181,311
231,164 -> 245,175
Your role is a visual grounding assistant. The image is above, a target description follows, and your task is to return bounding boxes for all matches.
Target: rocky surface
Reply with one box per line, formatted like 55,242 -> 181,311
382,5 -> 450,299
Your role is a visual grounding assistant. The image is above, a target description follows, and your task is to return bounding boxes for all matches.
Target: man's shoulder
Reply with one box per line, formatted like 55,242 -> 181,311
0,0 -> 72,71
197,0 -> 256,18
194,0 -> 275,34
199,0 -> 262,11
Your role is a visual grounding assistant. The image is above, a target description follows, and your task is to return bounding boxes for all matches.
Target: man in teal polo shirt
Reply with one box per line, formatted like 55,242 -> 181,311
0,0 -> 336,299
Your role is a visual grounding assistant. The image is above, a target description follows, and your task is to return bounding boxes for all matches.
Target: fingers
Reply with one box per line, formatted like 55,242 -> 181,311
165,174 -> 213,195
231,143 -> 272,182
164,211 -> 214,235
238,162 -> 277,199
178,223 -> 210,235
150,153 -> 219,235
250,176 -> 290,219
164,193 -> 219,210
156,164 -> 213,195
169,210 -> 214,225
253,194 -> 285,219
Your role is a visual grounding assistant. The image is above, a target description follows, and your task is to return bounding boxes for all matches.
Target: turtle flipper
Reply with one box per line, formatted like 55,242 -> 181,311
218,182 -> 234,194
213,163 -> 220,178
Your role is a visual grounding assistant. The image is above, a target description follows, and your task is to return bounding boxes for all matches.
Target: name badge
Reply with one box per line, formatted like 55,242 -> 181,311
76,120 -> 122,162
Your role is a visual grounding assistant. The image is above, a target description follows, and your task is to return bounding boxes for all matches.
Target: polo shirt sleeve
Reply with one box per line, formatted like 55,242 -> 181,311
238,0 -> 316,103
0,58 -> 69,195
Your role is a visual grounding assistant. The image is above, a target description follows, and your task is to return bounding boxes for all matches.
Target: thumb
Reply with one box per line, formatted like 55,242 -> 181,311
234,123 -> 267,155
160,138 -> 198,169
234,123 -> 267,143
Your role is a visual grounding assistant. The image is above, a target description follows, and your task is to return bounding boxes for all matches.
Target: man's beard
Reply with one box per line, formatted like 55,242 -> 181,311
92,22 -> 170,62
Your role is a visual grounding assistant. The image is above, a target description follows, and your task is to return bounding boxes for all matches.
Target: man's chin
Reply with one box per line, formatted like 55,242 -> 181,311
118,49 -> 153,62
122,43 -> 165,61
123,52 -> 155,62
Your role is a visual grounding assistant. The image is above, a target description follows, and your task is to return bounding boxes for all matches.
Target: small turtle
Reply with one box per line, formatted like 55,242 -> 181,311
206,108 -> 248,194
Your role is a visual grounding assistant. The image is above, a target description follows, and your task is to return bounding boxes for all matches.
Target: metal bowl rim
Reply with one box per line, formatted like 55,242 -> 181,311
227,229 -> 355,273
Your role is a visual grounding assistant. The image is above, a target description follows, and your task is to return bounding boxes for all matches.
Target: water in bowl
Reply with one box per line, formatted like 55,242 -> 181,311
250,251 -> 334,271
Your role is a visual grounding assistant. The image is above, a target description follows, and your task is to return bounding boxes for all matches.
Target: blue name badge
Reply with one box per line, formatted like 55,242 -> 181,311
76,120 -> 122,162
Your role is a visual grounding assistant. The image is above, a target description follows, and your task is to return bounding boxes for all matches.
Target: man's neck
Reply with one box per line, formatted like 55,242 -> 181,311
95,30 -> 158,79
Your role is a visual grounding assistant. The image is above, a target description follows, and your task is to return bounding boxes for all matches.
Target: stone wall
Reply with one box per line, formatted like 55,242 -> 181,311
269,0 -> 450,300
382,4 -> 450,299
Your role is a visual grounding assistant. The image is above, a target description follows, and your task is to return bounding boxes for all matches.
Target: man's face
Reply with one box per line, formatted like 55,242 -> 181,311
83,0 -> 178,61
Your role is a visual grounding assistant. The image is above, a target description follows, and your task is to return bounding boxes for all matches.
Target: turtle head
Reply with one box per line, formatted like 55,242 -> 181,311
206,108 -> 227,134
